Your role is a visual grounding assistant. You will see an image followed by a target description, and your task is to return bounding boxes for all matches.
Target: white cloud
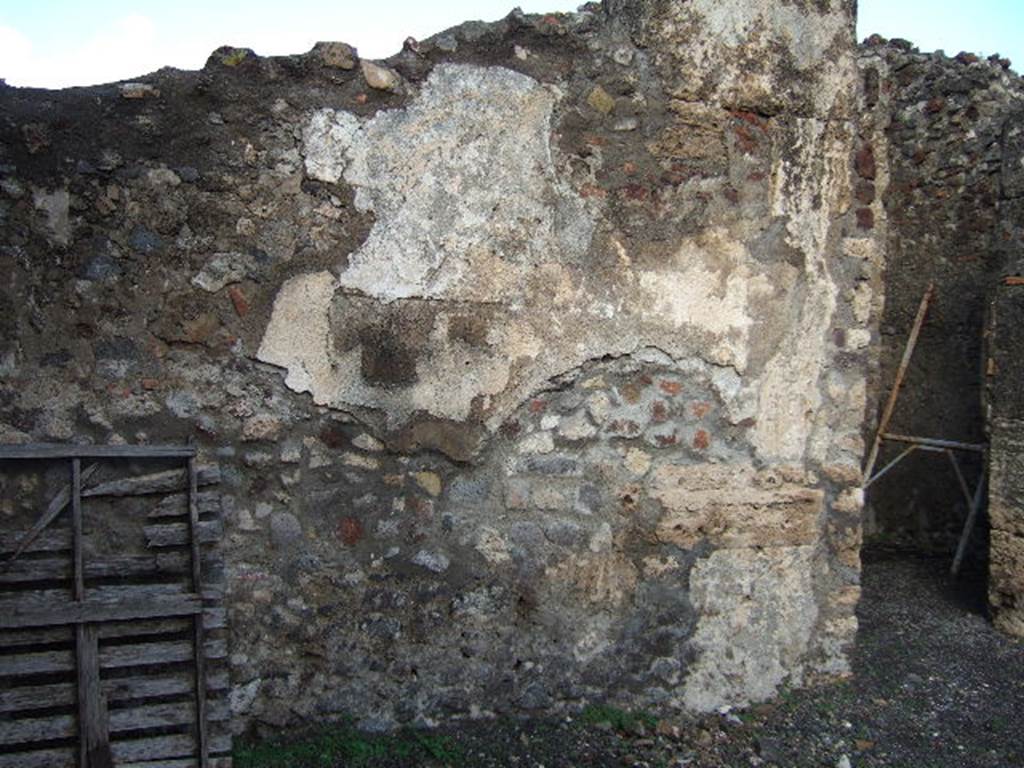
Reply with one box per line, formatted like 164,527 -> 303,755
0,24 -> 36,84
1,14 -> 194,89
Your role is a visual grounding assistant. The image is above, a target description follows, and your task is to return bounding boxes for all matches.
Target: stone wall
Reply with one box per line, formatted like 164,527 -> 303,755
987,280 -> 1024,637
858,39 -> 1024,552
0,1 -> 877,733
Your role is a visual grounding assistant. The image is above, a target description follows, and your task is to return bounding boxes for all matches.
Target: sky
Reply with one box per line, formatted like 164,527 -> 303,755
0,1 -> 1021,89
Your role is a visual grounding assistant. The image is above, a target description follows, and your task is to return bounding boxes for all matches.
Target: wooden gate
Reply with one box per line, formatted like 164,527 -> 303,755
0,444 -> 231,768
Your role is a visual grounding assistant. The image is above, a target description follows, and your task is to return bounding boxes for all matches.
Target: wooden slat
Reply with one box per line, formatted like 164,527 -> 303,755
0,747 -> 75,768
0,452 -> 231,766
4,463 -> 98,562
200,606 -> 227,631
0,737 -> 230,768
0,555 -> 72,583
97,615 -> 191,641
0,704 -> 228,753
110,732 -> 231,762
102,669 -> 230,704
76,622 -> 114,768
188,455 -> 210,768
0,670 -> 229,714
0,624 -> 72,648
0,584 -> 188,611
101,638 -> 228,669
0,607 -> 221,647
0,702 -> 226,750
0,647 -> 74,676
1,637 -> 226,677
83,466 -> 219,499
0,593 -> 202,630
100,607 -> 226,640
0,444 -> 195,460
145,521 -> 223,548
0,552 -> 225,585
0,527 -> 71,554
0,711 -> 76,746
2,553 -> 182,584
108,699 -> 230,733
0,681 -> 74,713
100,641 -> 191,669
119,758 -> 232,768
148,492 -> 221,519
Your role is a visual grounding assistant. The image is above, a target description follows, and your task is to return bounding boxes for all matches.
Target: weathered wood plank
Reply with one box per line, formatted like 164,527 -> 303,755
3,463 -> 98,562
0,552 -> 223,585
0,527 -> 71,554
72,459 -> 95,768
1,637 -> 226,677
0,552 -> 225,585
0,593 -> 202,630
110,732 -> 231,762
119,758 -> 232,768
0,554 -> 73,583
0,606 -> 221,646
0,647 -> 75,676
72,459 -> 84,603
156,522 -> 223,553
187,455 -> 210,768
0,670 -> 229,714
76,622 -> 114,768
100,606 -> 226,639
0,747 -> 75,768
201,606 -> 227,631
101,669 -> 230,703
145,520 -> 223,548
0,624 -> 72,648
0,444 -> 195,460
83,466 -> 220,499
106,699 -> 230,733
99,640 -> 192,669
148,492 -> 221,519
0,681 -> 74,713
100,638 -> 228,669
0,584 -> 188,614
0,703 -> 224,750
0,751 -> 230,768
0,711 -> 76,746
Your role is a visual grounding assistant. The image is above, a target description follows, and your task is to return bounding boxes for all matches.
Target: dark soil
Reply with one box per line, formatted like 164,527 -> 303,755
238,548 -> 1024,768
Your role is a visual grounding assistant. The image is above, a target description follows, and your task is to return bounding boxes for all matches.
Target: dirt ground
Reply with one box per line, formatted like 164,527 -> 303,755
238,548 -> 1024,768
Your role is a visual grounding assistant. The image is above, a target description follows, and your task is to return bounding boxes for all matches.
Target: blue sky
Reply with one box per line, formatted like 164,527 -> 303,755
0,1 -> 1021,89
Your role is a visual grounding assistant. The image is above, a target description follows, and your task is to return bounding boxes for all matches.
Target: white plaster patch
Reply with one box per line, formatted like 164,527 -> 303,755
637,229 -> 773,371
683,546 -> 817,711
33,187 -> 70,246
302,109 -> 360,185
687,0 -> 849,70
303,64 -> 594,303
652,0 -> 856,115
752,119 -> 844,461
261,68 -> 852,450
256,271 -> 336,398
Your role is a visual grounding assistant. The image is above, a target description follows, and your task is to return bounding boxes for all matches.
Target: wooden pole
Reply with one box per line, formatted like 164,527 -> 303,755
188,454 -> 210,768
71,459 -> 113,768
951,450 -> 988,577
864,283 -> 935,481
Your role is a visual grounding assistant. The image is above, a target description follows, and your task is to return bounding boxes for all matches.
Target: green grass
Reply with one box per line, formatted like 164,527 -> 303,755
233,720 -> 462,768
578,703 -> 658,733
220,48 -> 250,67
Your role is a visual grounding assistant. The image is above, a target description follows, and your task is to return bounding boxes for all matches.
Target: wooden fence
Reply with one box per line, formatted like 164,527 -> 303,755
0,444 -> 232,768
